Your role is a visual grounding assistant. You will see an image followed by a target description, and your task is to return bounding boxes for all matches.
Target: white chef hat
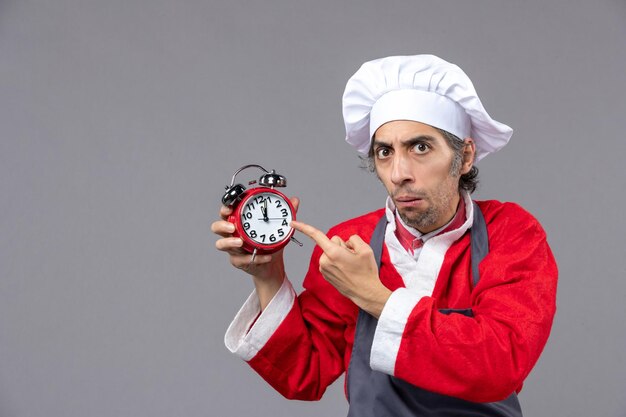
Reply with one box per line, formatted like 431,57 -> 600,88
342,54 -> 513,162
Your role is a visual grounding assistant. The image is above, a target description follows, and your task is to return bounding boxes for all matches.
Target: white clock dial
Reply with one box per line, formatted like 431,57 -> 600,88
240,192 -> 293,246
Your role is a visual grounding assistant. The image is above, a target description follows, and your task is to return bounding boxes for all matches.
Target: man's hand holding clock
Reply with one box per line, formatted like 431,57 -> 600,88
212,197 -> 300,311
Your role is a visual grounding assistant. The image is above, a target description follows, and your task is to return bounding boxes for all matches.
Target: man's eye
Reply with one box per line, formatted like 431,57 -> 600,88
413,143 -> 430,154
375,148 -> 391,159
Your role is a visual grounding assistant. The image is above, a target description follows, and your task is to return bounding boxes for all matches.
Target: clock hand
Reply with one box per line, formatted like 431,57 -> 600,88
261,199 -> 269,222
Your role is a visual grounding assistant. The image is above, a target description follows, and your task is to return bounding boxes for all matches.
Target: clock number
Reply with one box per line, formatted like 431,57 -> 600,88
240,194 -> 291,245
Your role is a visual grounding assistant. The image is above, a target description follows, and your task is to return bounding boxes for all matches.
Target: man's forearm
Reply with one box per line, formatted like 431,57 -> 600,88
253,264 -> 286,311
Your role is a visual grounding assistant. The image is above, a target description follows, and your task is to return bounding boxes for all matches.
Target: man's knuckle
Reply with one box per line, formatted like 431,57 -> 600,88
327,246 -> 341,258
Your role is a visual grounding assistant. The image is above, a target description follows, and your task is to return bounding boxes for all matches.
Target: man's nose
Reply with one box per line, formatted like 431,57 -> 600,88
390,154 -> 414,185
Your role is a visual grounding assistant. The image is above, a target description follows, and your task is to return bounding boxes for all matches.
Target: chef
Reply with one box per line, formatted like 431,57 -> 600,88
212,54 -> 558,416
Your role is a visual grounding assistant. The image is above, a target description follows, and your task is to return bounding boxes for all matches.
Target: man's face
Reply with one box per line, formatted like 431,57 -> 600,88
373,120 -> 470,234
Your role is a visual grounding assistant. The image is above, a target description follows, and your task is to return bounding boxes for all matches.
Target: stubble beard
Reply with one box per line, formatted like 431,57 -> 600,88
394,174 -> 460,232
377,152 -> 464,232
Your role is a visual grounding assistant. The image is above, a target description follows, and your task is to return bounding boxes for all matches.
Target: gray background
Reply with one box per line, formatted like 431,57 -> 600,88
1,0 -> 625,416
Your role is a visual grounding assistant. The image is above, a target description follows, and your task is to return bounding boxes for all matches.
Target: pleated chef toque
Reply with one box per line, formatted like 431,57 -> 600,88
342,54 -> 513,162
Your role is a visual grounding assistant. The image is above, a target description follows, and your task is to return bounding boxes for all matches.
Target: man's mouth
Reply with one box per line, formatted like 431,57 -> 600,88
394,195 -> 427,208
395,195 -> 421,202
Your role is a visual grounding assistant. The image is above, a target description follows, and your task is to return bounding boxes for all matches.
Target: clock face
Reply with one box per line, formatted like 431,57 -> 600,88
239,191 -> 294,248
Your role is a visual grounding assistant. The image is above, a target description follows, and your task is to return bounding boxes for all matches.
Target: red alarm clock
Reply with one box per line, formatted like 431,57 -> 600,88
222,164 -> 300,256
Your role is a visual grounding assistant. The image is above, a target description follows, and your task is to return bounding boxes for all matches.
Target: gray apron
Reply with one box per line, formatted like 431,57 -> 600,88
346,202 -> 523,417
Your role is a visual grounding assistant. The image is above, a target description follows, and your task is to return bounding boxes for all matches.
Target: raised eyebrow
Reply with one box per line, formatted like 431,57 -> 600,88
372,135 -> 438,151
372,135 -> 437,148
402,135 -> 437,148
372,139 -> 392,149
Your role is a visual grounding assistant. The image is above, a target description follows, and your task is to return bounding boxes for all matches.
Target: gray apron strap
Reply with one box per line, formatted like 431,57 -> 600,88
370,210 -> 388,269
346,201 -> 523,417
470,201 -> 489,287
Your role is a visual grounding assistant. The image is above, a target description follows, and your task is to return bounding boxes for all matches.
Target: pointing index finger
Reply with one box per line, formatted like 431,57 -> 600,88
291,220 -> 334,252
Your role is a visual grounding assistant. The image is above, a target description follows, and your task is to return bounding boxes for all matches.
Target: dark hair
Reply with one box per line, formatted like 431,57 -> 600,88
436,128 -> 479,194
360,127 -> 479,194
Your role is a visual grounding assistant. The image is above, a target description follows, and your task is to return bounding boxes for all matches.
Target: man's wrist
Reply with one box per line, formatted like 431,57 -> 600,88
253,270 -> 285,311
356,285 -> 392,319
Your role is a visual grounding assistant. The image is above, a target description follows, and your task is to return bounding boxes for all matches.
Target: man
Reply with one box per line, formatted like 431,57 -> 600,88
212,55 -> 557,416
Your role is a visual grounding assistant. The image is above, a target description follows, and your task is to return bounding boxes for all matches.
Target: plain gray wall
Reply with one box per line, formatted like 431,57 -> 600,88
1,0 -> 625,416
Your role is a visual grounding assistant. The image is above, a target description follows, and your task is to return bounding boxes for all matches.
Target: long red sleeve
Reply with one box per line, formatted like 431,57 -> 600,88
233,201 -> 557,403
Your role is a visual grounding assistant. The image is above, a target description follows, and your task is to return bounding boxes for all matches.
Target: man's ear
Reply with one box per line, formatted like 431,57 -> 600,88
461,138 -> 476,174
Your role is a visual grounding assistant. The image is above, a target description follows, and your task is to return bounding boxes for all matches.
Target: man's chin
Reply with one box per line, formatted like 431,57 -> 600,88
398,209 -> 433,229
